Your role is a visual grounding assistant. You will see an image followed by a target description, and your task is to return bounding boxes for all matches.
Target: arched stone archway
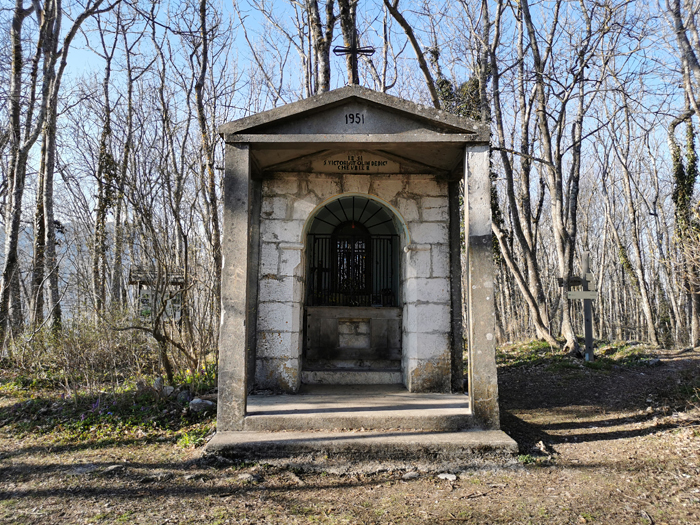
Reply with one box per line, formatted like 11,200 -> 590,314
303,195 -> 404,385
305,195 -> 404,308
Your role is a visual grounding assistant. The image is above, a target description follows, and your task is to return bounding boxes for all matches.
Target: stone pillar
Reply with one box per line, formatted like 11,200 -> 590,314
218,143 -> 253,431
247,177 -> 262,393
448,180 -> 464,393
464,144 -> 500,429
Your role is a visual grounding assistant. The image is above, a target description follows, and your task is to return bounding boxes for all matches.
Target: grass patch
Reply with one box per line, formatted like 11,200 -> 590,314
548,360 -> 583,372
495,338 -> 663,373
496,339 -> 563,368
595,341 -> 656,366
290,505 -> 316,516
177,426 -> 212,448
0,369 -> 215,445
517,454 -> 535,465
583,359 -> 613,371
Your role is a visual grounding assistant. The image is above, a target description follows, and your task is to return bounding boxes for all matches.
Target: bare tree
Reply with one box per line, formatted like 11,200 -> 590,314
669,109 -> 700,346
193,0 -> 223,347
2,0 -> 114,345
666,0 -> 700,117
307,0 -> 336,93
383,0 -> 440,108
665,0 -> 700,346
479,0 -> 559,346
604,89 -> 660,345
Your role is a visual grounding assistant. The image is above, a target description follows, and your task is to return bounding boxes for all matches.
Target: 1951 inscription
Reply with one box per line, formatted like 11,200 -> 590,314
345,112 -> 365,124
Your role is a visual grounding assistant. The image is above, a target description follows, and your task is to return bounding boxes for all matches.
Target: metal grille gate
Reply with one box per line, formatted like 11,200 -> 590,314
307,233 -> 398,307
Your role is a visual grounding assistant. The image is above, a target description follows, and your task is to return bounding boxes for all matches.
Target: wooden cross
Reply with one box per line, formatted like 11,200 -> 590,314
559,251 -> 597,362
333,32 -> 375,85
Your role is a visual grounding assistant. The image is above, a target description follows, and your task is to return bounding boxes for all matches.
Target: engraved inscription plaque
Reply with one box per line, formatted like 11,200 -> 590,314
311,151 -> 400,173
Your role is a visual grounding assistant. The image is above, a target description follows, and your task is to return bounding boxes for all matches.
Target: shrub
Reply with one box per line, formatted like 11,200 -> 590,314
7,312 -> 159,396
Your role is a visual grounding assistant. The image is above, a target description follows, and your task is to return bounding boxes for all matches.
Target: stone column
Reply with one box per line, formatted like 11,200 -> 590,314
218,143 -> 253,431
448,180 -> 464,393
246,177 -> 262,393
464,144 -> 500,429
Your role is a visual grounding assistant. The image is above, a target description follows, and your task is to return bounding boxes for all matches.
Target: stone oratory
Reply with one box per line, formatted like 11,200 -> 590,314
209,86 -> 515,460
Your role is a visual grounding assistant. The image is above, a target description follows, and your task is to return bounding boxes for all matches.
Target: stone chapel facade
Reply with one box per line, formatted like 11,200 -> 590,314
216,86 -> 500,431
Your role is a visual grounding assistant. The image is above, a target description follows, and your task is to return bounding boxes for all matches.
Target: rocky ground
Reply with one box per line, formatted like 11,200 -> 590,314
1,344 -> 699,524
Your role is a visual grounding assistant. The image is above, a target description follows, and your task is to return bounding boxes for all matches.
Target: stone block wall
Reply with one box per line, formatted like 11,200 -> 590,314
255,172 -> 453,393
255,176 -> 313,392
400,177 -> 452,392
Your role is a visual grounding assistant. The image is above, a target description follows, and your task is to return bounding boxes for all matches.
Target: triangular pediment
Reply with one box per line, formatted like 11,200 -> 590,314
219,85 -> 485,139
260,148 -> 450,176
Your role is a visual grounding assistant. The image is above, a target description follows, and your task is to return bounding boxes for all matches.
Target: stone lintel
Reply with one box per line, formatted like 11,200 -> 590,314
223,134 -> 486,144
306,306 -> 402,319
261,149 -> 452,177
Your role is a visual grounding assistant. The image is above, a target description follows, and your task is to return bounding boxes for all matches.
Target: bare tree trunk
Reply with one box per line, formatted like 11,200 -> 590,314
307,0 -> 335,93
484,0 -> 556,344
337,0 -> 357,84
669,113 -> 700,346
519,0 -> 614,352
666,0 -> 700,117
30,148 -> 46,326
610,115 -> 659,345
1,0 -> 109,341
2,1 -> 42,346
111,19 -> 137,308
364,5 -> 397,92
384,0 -> 440,108
195,0 -> 222,343
43,99 -> 62,330
91,17 -> 120,318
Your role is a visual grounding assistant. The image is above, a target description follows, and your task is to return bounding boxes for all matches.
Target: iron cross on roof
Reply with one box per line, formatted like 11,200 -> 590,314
333,32 -> 375,85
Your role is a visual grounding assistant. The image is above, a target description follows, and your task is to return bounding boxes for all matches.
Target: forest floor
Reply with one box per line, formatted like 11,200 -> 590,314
0,342 -> 699,524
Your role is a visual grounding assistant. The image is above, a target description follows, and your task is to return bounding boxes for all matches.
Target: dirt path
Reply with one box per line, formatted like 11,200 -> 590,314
1,347 -> 699,524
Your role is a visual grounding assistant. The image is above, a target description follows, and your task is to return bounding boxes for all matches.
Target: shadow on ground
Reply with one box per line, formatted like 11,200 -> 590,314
497,349 -> 700,453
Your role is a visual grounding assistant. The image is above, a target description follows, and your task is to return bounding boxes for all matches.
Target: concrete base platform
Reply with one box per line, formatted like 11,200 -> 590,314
244,384 -> 474,431
206,429 -> 518,466
206,385 -> 517,466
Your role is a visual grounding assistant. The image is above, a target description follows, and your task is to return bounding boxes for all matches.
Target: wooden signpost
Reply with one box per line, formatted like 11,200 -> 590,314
558,252 -> 596,362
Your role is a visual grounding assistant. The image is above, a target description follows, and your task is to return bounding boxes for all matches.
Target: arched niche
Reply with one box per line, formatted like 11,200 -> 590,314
305,195 -> 403,309
303,195 -> 404,378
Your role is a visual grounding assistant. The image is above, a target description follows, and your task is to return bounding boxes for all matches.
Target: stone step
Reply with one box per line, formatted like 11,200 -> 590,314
306,348 -> 402,361
301,368 -> 402,385
206,430 -> 519,468
304,359 -> 401,369
243,411 -> 474,432
243,387 -> 473,432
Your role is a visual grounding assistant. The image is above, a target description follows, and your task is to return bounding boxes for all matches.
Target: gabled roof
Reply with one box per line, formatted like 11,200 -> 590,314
219,85 -> 487,140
